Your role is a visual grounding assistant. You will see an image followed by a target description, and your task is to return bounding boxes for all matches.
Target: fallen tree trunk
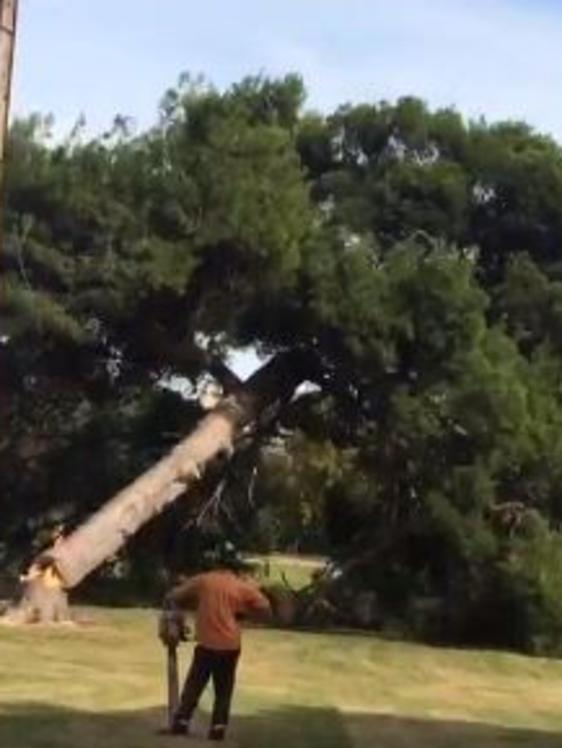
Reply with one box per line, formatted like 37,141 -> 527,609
49,398 -> 244,589
5,350 -> 316,623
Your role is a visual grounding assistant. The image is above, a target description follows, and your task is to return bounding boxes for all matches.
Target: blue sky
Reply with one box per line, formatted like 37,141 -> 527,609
12,0 -> 562,141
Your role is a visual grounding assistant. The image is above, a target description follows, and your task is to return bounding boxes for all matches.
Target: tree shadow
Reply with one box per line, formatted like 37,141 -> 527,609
0,701 -> 560,748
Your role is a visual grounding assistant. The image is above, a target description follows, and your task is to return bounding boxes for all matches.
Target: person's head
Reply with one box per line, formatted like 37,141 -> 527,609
202,541 -> 252,576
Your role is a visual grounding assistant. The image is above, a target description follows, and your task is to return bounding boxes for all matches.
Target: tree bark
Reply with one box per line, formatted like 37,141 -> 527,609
6,350 -> 317,621
49,397 -> 245,589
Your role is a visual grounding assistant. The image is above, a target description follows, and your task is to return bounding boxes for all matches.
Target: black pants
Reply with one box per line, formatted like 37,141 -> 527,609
176,645 -> 240,733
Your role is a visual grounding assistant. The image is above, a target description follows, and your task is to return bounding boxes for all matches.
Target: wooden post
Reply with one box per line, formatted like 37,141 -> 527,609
166,643 -> 180,729
158,604 -> 189,732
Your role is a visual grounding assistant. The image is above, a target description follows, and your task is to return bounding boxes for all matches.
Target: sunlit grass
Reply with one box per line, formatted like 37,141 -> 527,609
0,607 -> 561,747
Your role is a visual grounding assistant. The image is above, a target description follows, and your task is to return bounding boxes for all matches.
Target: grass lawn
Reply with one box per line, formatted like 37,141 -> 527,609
1,608 -> 562,747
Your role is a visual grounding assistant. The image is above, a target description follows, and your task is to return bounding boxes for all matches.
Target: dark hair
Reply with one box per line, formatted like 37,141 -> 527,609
202,542 -> 252,574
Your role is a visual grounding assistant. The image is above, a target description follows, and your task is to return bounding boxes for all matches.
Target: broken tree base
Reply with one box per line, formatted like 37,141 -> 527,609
0,577 -> 71,625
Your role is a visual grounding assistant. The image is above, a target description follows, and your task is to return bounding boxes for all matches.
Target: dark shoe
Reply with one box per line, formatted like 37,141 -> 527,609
157,718 -> 190,736
172,718 -> 191,736
208,725 -> 226,741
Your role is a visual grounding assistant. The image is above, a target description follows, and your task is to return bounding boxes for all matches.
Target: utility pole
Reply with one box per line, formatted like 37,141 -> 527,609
0,0 -> 18,176
0,0 -> 18,394
0,0 -> 18,256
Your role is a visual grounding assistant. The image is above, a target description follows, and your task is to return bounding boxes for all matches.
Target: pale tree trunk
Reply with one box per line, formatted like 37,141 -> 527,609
4,351 -> 315,623
50,397 -> 245,589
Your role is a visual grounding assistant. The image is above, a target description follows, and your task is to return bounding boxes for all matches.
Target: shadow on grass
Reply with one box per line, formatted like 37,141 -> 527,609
0,702 -> 560,748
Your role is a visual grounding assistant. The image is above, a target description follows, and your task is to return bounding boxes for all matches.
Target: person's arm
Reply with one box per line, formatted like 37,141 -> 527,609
241,582 -> 272,621
159,576 -> 199,647
165,575 -> 202,609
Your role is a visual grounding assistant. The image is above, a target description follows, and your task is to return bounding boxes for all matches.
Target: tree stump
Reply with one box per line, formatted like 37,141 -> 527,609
0,563 -> 70,624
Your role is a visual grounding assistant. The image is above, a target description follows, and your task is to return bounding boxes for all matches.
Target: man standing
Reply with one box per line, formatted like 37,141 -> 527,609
162,552 -> 271,742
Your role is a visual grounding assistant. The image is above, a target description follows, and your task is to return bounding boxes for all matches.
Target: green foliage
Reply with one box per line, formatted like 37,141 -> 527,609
453,523 -> 562,655
247,434 -> 351,553
498,529 -> 562,654
300,97 -> 562,280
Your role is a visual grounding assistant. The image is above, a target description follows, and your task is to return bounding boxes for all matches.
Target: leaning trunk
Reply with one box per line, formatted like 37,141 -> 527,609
50,397 -> 245,589
6,351 -> 315,622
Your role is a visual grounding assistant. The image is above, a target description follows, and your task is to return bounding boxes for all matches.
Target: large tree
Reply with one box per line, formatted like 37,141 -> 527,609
3,76 -> 562,652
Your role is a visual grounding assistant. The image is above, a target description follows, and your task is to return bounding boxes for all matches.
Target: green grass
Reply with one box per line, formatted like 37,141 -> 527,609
1,608 -> 562,747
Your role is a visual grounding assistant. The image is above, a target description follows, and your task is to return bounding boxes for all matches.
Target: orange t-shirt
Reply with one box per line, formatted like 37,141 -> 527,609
170,570 -> 271,651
